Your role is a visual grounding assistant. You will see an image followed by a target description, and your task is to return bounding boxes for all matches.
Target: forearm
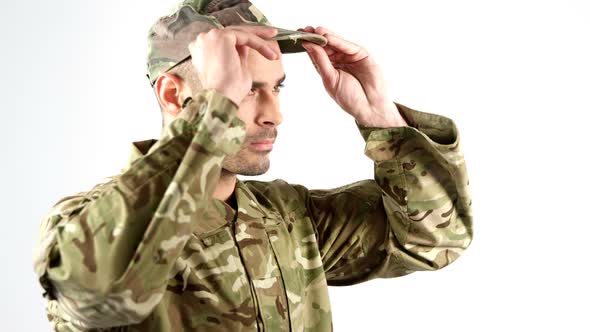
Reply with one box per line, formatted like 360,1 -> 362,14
357,103 -> 473,275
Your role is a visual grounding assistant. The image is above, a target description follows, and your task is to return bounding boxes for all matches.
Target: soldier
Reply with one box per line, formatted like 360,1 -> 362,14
32,0 -> 474,331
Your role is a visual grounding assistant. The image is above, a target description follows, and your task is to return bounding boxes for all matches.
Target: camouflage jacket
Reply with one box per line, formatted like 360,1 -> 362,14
33,89 -> 473,332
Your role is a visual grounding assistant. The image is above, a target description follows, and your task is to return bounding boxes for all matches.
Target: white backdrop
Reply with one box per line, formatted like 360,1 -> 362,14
1,0 -> 589,331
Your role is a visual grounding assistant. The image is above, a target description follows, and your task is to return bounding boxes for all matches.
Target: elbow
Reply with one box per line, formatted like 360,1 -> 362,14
424,240 -> 472,271
34,188 -> 163,328
46,280 -> 163,329
420,217 -> 474,271
38,250 -> 162,328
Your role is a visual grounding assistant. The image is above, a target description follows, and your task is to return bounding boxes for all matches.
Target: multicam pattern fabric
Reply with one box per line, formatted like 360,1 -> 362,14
146,0 -> 328,86
33,88 -> 473,331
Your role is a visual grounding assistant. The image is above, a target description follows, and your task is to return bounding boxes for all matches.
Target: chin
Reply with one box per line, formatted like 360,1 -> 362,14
222,152 -> 271,176
221,163 -> 270,177
236,166 -> 270,177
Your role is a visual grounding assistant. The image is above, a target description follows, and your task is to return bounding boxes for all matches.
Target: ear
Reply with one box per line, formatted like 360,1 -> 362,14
155,73 -> 188,117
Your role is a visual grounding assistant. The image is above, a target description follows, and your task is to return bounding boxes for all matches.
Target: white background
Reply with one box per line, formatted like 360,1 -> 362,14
1,0 -> 589,330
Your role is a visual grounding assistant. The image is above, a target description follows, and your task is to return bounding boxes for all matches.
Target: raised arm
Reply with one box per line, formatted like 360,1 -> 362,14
292,102 -> 473,285
33,89 -> 245,328
32,24 -> 283,329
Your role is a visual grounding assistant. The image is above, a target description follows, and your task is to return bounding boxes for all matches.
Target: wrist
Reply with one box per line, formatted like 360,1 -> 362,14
356,104 -> 408,128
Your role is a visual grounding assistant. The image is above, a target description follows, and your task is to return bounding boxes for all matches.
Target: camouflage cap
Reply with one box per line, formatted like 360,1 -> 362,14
146,0 -> 328,87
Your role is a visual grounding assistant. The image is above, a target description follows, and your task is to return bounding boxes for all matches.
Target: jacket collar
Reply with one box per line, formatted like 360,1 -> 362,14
119,139 -> 159,174
124,139 -> 277,220
234,180 -> 280,219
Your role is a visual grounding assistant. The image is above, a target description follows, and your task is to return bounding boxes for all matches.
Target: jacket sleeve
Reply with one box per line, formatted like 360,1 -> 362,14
32,89 -> 246,329
292,102 -> 473,286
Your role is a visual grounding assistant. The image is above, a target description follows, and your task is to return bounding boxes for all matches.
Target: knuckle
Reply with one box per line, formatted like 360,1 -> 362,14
208,28 -> 224,38
252,34 -> 264,43
220,30 -> 235,40
204,29 -> 233,44
317,26 -> 331,35
195,32 -> 207,43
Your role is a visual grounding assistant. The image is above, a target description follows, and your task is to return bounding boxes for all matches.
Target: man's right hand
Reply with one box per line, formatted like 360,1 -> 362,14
188,25 -> 279,106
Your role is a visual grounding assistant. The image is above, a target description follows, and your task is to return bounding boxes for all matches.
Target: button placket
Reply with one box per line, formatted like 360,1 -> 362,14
234,214 -> 289,331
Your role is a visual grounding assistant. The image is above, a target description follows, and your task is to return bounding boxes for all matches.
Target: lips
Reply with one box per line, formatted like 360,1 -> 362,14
251,139 -> 275,145
250,139 -> 275,151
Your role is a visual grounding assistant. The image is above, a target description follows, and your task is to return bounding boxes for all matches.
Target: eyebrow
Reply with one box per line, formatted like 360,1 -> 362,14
252,73 -> 286,89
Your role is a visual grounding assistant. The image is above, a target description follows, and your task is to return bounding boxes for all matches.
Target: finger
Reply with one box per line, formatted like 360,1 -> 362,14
312,26 -> 362,56
296,27 -> 337,56
324,45 -> 338,57
229,29 -> 278,60
236,27 -> 280,58
297,26 -> 341,58
315,26 -> 340,38
225,25 -> 278,38
315,26 -> 344,39
324,34 -> 363,56
302,41 -> 338,85
297,26 -> 316,33
236,44 -> 249,65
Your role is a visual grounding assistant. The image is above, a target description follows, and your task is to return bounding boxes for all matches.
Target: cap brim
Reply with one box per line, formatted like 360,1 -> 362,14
264,26 -> 328,53
153,25 -> 328,86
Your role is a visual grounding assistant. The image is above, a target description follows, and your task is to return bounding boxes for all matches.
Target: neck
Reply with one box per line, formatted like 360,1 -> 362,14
214,168 -> 237,203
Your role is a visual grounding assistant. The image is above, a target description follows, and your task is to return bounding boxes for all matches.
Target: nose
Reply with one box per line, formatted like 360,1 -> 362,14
254,92 -> 282,128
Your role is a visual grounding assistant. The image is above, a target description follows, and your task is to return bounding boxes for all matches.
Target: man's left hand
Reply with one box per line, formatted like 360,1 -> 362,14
298,26 -> 407,127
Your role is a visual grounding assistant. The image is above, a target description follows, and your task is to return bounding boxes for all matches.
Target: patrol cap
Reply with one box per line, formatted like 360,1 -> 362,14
146,0 -> 328,87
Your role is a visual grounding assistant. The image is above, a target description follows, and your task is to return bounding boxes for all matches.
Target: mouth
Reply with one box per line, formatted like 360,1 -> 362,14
249,139 -> 274,151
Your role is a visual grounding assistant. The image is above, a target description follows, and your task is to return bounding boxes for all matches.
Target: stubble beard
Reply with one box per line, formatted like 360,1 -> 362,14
221,146 -> 270,176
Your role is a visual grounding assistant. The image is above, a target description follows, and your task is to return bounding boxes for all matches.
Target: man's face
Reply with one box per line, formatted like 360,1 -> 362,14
222,40 -> 285,176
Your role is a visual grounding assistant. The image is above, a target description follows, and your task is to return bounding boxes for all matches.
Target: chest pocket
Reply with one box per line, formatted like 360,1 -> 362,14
167,224 -> 258,330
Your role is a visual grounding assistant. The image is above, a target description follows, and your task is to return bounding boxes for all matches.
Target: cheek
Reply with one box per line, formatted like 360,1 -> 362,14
236,105 -> 256,127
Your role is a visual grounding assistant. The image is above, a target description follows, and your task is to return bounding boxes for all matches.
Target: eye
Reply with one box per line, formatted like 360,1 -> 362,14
274,83 -> 285,93
247,88 -> 256,96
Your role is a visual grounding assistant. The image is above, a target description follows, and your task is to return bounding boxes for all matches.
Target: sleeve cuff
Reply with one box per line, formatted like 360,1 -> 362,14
355,102 -> 461,161
183,88 -> 246,156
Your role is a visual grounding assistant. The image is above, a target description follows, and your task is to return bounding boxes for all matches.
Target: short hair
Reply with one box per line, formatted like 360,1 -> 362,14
154,60 -> 203,128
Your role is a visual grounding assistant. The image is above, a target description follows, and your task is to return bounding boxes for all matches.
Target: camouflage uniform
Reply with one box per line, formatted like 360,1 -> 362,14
33,88 -> 473,331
